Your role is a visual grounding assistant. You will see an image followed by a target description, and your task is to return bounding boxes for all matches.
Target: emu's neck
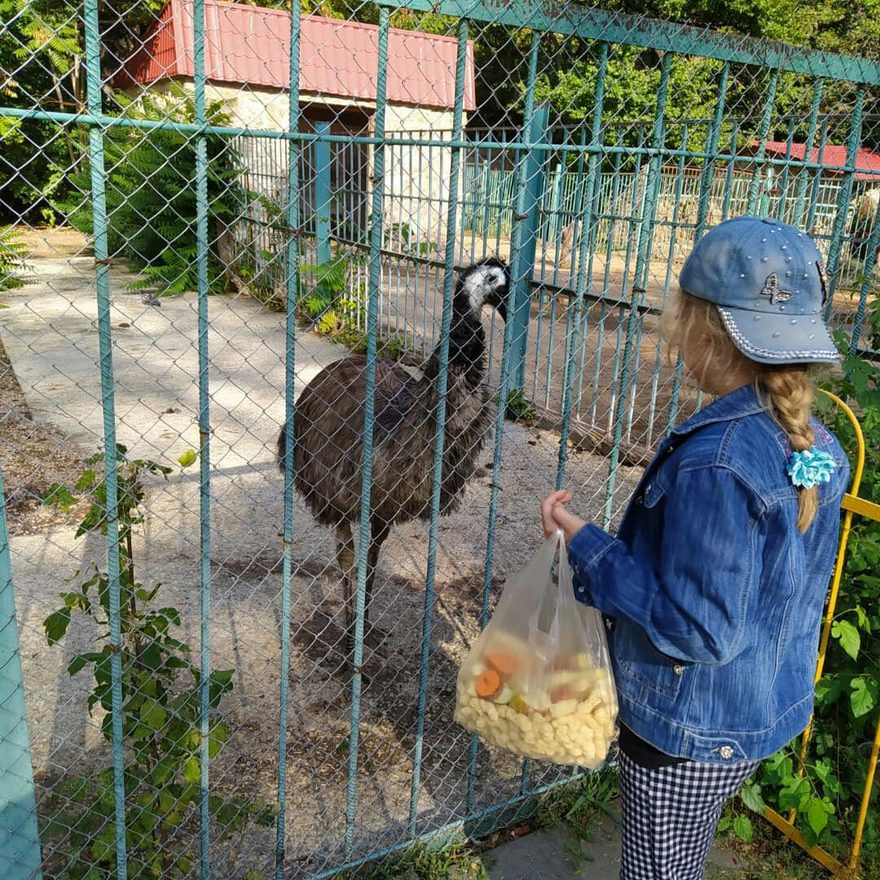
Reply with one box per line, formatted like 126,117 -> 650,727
422,303 -> 486,388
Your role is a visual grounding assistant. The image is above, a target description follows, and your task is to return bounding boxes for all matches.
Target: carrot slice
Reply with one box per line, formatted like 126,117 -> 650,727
486,651 -> 520,677
475,668 -> 502,700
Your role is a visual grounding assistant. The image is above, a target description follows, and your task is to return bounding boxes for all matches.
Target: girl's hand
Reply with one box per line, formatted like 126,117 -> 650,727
540,490 -> 587,543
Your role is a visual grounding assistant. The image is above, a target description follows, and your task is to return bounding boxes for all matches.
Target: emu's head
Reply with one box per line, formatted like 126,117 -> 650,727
455,257 -> 510,323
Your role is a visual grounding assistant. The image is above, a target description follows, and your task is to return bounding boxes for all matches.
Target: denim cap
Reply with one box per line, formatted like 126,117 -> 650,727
679,216 -> 840,364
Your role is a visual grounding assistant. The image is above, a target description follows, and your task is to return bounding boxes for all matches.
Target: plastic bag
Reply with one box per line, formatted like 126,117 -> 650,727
455,532 -> 618,768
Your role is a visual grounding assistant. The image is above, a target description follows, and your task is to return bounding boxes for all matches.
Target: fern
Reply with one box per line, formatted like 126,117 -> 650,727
0,225 -> 29,291
298,256 -> 350,324
55,85 -> 247,296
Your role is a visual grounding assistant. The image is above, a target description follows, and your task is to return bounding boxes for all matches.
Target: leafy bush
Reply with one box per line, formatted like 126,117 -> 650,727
42,446 -> 271,879
741,297 -> 880,860
59,86 -> 246,296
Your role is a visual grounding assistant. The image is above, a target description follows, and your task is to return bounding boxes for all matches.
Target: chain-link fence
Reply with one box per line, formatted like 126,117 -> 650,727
3,0 -> 880,878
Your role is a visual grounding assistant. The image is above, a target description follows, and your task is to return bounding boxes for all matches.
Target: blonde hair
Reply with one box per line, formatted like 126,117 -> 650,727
661,289 -> 818,532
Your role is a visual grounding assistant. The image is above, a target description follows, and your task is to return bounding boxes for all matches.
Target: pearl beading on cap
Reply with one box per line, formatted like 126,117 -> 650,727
717,308 -> 840,362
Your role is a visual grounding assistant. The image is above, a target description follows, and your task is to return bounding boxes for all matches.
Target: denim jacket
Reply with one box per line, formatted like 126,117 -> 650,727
568,385 -> 849,764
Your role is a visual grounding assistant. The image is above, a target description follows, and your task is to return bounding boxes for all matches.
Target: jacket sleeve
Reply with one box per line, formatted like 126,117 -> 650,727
567,467 -> 766,664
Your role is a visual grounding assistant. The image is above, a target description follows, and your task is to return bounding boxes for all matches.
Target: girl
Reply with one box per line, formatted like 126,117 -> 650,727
541,217 -> 850,880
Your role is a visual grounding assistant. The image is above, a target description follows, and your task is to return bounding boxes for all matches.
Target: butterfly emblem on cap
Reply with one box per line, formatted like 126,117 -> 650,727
761,273 -> 794,305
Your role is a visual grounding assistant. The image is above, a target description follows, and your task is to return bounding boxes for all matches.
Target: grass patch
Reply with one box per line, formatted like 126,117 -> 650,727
338,839 -> 489,880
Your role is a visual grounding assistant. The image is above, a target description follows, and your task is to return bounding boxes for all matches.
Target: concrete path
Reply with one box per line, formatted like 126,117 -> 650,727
482,815 -> 743,879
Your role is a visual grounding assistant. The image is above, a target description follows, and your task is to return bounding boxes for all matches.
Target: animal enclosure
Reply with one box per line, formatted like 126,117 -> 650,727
3,1 -> 880,879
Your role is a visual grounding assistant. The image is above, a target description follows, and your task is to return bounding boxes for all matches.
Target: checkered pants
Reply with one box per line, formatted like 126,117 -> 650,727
618,751 -> 760,880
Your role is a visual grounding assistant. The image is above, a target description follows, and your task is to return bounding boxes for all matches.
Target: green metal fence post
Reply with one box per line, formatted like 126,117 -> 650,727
604,52 -> 671,521
315,120 -> 333,264
825,87 -> 865,316
82,1 -> 128,875
0,468 -> 42,880
345,7 -> 390,859
408,20 -> 470,836
793,81 -> 824,228
509,101 -> 550,392
276,0 -> 303,875
747,69 -> 779,215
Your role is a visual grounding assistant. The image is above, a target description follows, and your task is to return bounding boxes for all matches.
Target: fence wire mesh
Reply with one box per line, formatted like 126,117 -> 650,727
2,0 -> 880,878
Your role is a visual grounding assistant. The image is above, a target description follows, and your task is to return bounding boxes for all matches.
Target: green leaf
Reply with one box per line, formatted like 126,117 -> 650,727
66,654 -> 91,676
806,797 -> 831,836
41,483 -> 77,510
815,676 -> 843,707
851,676 -> 876,717
139,699 -> 168,732
44,609 -> 71,645
208,721 -> 230,758
831,619 -> 860,660
183,756 -> 201,784
779,778 -> 810,812
75,469 -> 97,491
740,781 -> 766,813
178,448 -> 198,468
732,814 -> 753,842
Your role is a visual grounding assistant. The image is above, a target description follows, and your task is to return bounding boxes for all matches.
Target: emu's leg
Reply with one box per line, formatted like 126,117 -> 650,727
364,519 -> 391,647
336,522 -> 355,656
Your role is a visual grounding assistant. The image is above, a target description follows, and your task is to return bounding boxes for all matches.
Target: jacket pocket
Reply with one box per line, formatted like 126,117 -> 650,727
614,618 -> 686,701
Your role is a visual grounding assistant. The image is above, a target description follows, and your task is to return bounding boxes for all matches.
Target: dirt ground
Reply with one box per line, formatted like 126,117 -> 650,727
2,227 -> 643,878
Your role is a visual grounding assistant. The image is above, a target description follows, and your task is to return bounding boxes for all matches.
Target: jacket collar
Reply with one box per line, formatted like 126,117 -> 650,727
671,383 -> 766,437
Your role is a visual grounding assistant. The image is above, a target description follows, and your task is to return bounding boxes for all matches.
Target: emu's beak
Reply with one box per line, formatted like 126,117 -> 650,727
485,289 -> 508,323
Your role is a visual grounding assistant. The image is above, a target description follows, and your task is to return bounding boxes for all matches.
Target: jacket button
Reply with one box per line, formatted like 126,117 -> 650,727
719,746 -> 734,759
672,664 -> 684,675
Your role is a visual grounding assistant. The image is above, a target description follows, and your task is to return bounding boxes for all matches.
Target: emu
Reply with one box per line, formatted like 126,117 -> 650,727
277,258 -> 510,651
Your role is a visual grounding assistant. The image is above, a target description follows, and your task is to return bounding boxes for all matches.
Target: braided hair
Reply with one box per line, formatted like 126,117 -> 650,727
661,289 -> 819,531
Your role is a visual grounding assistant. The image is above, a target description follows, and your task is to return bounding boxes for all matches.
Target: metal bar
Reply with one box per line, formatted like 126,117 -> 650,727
647,124 -> 689,447
509,102 -> 551,391
345,7 -> 390,859
275,0 -> 302,874
0,466 -> 42,880
807,118 -> 830,231
6,106 -> 875,169
557,42 -> 608,486
664,66 -> 730,437
83,1 -> 128,875
776,120 -> 796,218
841,493 -> 880,519
747,70 -> 779,214
721,121 -> 740,221
793,81 -> 824,227
825,88 -> 866,317
605,54 -> 671,515
695,63 -> 729,236
572,121 -> 595,419
192,1 -> 213,873
467,30 -> 541,814
408,19 -> 470,836
591,135 -> 626,426
377,0 -> 880,85
314,120 -> 332,264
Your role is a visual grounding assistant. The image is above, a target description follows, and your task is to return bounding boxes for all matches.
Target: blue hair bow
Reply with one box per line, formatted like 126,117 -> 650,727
787,447 -> 838,490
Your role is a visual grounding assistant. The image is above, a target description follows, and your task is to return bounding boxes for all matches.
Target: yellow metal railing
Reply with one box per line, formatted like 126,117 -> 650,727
763,389 -> 880,878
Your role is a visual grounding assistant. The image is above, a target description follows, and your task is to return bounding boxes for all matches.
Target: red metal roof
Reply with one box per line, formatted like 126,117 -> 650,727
120,0 -> 476,112
760,141 -> 880,181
